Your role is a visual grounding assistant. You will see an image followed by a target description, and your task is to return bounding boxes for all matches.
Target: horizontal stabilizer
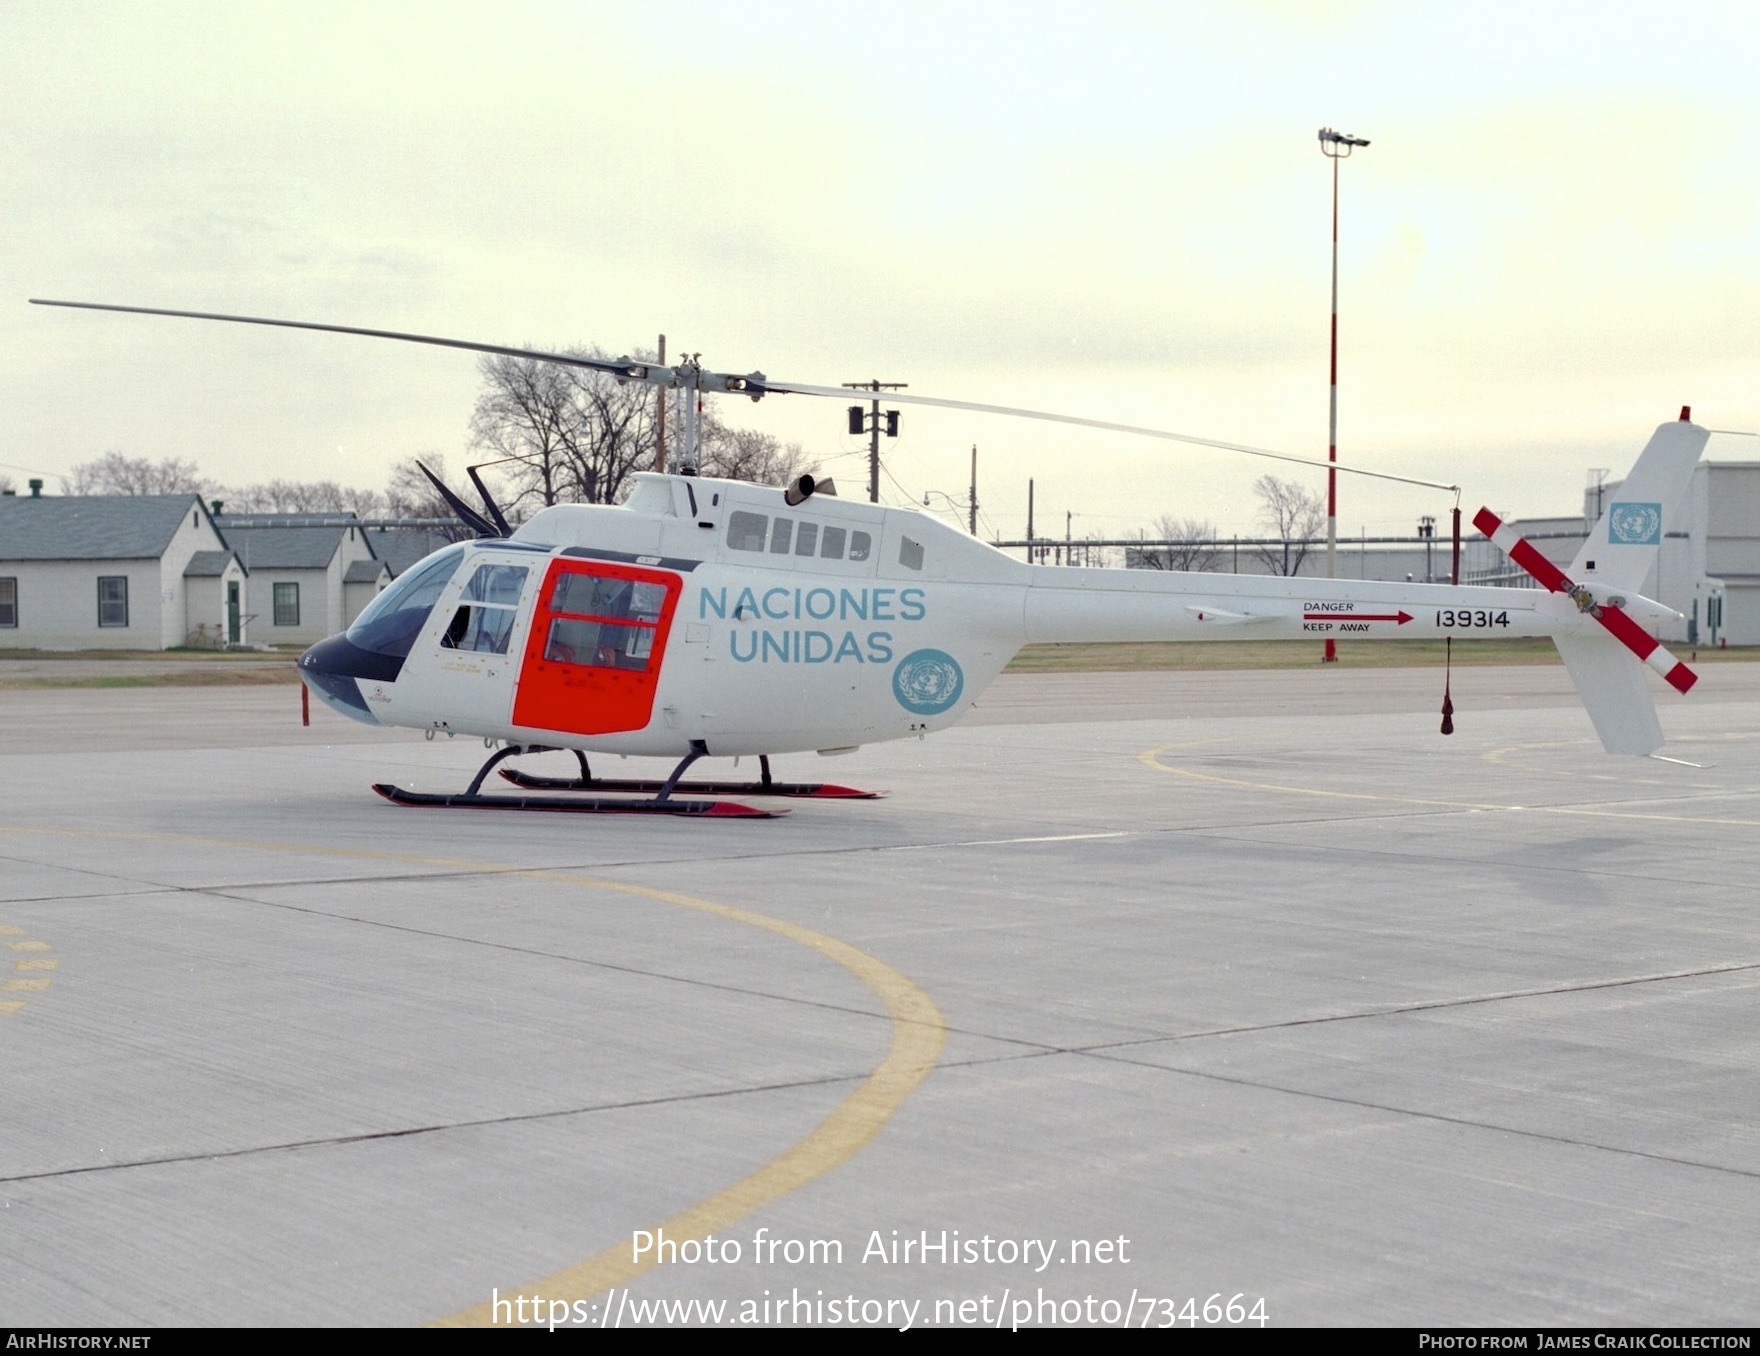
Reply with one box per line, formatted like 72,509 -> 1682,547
1554,633 -> 1665,756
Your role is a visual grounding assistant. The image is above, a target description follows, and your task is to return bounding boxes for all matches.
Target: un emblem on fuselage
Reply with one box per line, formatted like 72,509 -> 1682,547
892,648 -> 965,715
1608,502 -> 1662,545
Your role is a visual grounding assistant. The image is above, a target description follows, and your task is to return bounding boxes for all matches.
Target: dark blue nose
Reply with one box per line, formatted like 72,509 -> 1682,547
298,633 -> 405,724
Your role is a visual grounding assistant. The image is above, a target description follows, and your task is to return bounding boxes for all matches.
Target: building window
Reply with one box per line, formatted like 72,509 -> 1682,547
273,582 -> 300,627
98,576 -> 128,627
0,578 -> 15,628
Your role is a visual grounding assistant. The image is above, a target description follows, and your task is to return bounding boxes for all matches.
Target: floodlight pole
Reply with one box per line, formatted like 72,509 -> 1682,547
1319,126 -> 1369,662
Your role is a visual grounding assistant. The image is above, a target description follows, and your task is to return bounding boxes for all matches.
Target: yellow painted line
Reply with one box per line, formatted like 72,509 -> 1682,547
14,958 -> 58,973
0,923 -> 53,1015
437,869 -> 946,1328
1140,739 -> 1760,829
0,824 -> 946,1330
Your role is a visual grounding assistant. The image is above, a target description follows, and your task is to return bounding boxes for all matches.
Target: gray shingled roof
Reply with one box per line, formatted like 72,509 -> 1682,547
368,525 -> 466,578
0,494 -> 204,561
343,559 -> 388,584
220,523 -> 350,571
183,550 -> 242,578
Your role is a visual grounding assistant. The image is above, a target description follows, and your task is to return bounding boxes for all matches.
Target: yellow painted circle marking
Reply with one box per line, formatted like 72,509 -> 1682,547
0,825 -> 946,1326
1139,737 -> 1760,828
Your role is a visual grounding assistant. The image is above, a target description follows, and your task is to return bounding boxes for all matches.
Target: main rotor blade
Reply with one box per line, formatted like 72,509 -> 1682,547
759,378 -> 1460,493
31,297 -> 1458,493
28,298 -> 649,380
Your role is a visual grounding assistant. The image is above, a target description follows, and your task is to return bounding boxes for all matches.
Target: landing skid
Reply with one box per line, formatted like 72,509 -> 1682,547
371,741 -> 787,818
499,751 -> 883,800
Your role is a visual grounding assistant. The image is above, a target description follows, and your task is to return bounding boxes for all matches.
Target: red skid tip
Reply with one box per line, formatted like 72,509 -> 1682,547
704,800 -> 785,817
1665,663 -> 1698,694
1680,405 -> 1692,422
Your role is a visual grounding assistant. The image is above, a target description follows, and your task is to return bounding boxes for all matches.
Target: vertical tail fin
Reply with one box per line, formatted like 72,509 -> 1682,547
1571,415 -> 1708,591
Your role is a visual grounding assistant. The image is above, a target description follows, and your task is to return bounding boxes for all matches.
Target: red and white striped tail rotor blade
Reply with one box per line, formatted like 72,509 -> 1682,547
1593,603 -> 1699,693
1474,507 -> 1697,694
1473,508 -> 1570,592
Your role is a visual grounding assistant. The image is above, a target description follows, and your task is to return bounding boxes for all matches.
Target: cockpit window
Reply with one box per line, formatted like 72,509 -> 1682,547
461,563 -> 528,606
441,563 -> 529,655
345,545 -> 466,658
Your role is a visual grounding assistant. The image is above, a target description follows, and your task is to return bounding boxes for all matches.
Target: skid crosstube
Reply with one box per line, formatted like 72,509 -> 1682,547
499,749 -> 883,800
371,784 -> 782,817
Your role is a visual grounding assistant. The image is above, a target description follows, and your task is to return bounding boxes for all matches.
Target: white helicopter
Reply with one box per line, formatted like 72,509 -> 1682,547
32,299 -> 1705,818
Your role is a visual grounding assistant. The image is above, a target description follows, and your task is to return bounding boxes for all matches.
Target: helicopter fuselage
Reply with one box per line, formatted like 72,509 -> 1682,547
298,470 -> 1635,759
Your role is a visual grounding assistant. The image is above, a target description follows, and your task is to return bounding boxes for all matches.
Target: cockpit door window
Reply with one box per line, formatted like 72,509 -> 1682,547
512,559 -> 681,736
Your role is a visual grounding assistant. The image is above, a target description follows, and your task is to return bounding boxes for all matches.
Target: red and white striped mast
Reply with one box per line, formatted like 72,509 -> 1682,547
1318,126 -> 1369,663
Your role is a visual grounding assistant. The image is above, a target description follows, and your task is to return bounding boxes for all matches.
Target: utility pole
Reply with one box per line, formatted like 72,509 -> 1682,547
1319,126 -> 1369,662
1027,478 -> 1035,563
655,334 -> 666,474
843,379 -> 907,503
969,445 -> 978,535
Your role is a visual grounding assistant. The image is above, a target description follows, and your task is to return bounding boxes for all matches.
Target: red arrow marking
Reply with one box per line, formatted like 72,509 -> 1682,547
1304,610 -> 1412,624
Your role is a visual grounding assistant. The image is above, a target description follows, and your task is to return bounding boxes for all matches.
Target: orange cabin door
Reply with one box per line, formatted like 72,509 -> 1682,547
511,558 -> 681,737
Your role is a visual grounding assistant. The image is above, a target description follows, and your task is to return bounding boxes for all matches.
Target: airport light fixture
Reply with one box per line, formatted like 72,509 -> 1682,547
1318,126 -> 1370,661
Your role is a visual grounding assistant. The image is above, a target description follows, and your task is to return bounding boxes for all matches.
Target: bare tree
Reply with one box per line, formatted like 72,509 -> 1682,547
222,479 -> 384,515
698,411 -> 817,486
1078,532 -> 1115,569
64,452 -> 211,496
385,455 -> 458,519
471,347 -> 659,509
382,455 -> 485,541
1252,474 -> 1325,576
1135,515 -> 1221,572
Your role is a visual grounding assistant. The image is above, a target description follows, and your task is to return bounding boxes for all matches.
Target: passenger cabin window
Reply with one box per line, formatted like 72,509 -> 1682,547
899,537 -> 925,571
727,511 -> 767,551
441,563 -> 529,655
543,574 -> 667,671
727,509 -> 871,566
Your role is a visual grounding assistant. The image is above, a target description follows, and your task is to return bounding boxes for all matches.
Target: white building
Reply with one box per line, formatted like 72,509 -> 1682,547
218,519 -> 386,647
0,491 -> 247,649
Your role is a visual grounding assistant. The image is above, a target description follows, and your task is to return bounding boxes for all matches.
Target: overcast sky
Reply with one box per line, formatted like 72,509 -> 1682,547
4,1 -> 1756,540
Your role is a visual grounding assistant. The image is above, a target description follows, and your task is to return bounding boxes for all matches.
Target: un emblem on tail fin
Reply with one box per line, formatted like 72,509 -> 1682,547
1608,502 -> 1662,545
